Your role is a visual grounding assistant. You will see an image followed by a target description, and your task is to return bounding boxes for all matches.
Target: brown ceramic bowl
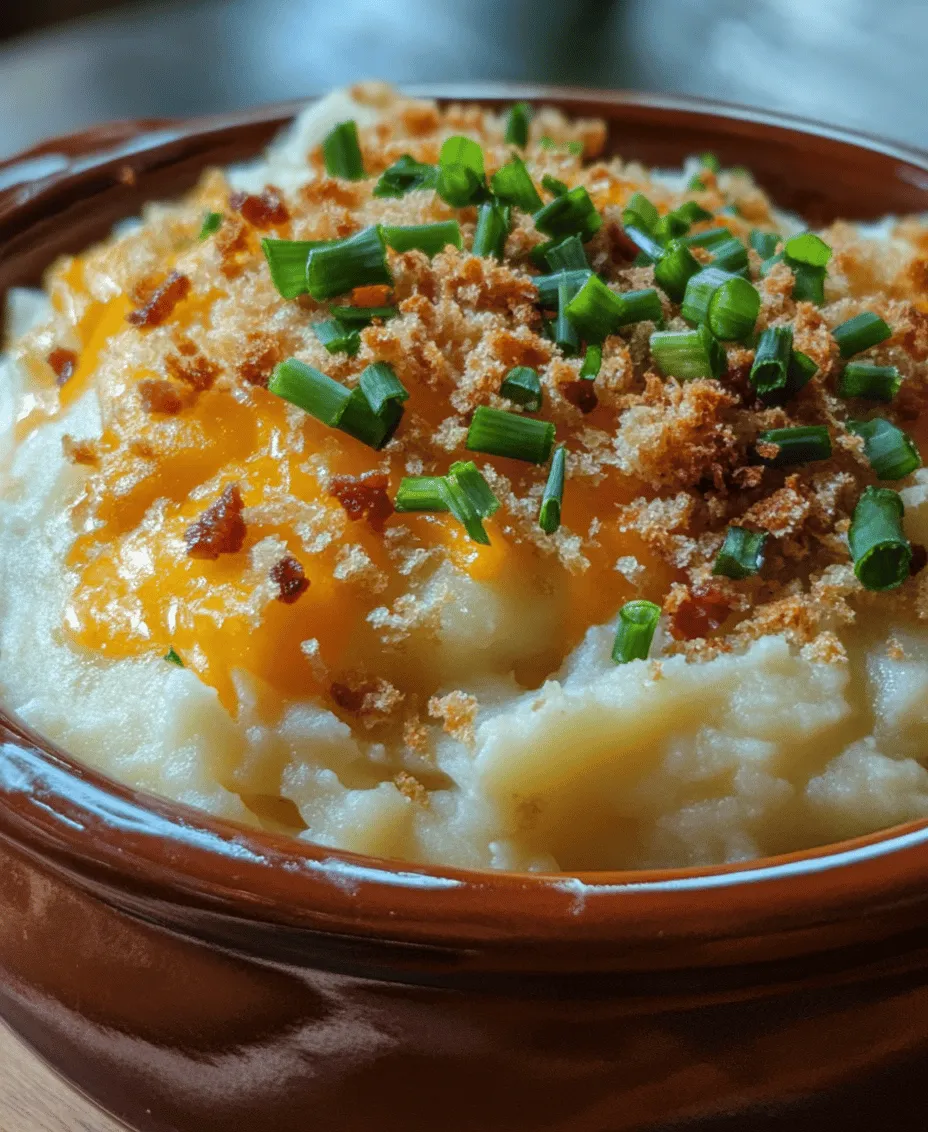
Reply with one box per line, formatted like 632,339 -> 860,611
3,86 -> 928,1132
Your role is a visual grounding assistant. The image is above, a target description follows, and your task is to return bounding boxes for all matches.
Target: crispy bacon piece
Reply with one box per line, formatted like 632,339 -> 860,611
137,378 -> 183,415
911,544 -> 928,577
329,471 -> 393,533
562,379 -> 598,414
184,484 -> 246,559
230,186 -> 289,229
270,555 -> 309,603
48,347 -> 78,386
165,350 -> 219,392
237,334 -> 283,388
670,588 -> 732,642
127,272 -> 191,329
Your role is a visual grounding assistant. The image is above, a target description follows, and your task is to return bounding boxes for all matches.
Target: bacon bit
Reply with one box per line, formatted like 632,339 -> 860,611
911,544 -> 928,577
127,272 -> 191,329
48,347 -> 78,386
165,350 -> 219,392
238,333 -> 283,388
185,484 -> 246,559
61,434 -> 99,466
269,555 -> 309,603
137,378 -> 183,415
329,471 -> 393,532
670,588 -> 732,641
229,186 -> 289,229
562,380 -> 598,414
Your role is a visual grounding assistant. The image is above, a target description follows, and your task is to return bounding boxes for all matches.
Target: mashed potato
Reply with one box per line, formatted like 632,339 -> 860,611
2,84 -> 928,871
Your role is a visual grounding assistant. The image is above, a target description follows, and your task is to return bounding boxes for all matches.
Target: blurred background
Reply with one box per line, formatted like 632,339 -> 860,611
1,0 -> 927,158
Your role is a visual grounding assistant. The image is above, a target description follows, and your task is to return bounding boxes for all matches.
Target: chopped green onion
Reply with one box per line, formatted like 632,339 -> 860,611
654,240 -> 702,302
491,155 -> 543,213
750,229 -> 780,259
541,173 -> 569,197
448,458 -> 501,524
684,227 -> 732,250
328,304 -> 396,325
533,186 -> 602,242
838,362 -> 902,402
848,418 -> 921,481
849,486 -> 912,591
544,234 -> 589,272
555,273 -> 582,356
622,192 -> 659,234
440,135 -> 484,177
650,325 -> 726,381
164,647 -> 184,666
530,240 -> 557,269
791,264 -> 827,305
306,226 -> 392,301
322,120 -> 364,180
710,237 -> 749,273
472,201 -> 511,259
262,238 -> 326,299
437,135 -> 486,207
383,221 -> 462,256
500,366 -> 543,411
681,267 -> 738,326
708,276 -> 760,340
534,268 -> 592,309
466,405 -> 555,464
335,386 -> 403,449
833,312 -> 892,358
566,140 -> 584,156
393,476 -> 450,513
538,444 -> 567,534
699,152 -> 721,172
653,201 -> 714,244
358,362 -> 409,414
539,135 -> 556,149
750,326 -> 793,399
564,275 -> 656,340
623,225 -> 664,263
580,344 -> 602,379
372,154 -> 438,198
785,233 -> 832,268
713,527 -> 767,580
198,211 -> 223,240
756,425 -> 832,466
612,600 -> 662,663
787,350 -> 819,396
687,175 -> 707,192
395,462 -> 500,545
505,101 -> 533,147
313,318 -> 361,356
618,288 -> 663,326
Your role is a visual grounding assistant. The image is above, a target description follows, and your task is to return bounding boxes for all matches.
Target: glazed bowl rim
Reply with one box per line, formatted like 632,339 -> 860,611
3,83 -> 928,946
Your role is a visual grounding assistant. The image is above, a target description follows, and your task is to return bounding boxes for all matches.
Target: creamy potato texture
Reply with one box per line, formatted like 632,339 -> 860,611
3,85 -> 928,871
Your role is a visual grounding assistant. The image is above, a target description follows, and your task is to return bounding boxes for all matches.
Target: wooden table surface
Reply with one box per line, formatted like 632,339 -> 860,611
0,1023 -> 121,1132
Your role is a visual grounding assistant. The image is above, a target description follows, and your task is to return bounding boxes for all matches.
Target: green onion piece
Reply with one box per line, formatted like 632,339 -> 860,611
650,325 -> 726,381
653,201 -> 714,244
681,267 -> 738,326
530,240 -> 557,268
394,476 -> 450,513
618,288 -> 663,326
554,273 -> 582,356
491,155 -> 543,213
372,154 -> 438,198
305,226 -> 392,301
838,362 -> 902,402
262,238 -> 326,299
544,234 -> 589,272
580,344 -> 602,379
787,350 -> 819,395
541,173 -> 569,197
538,444 -> 567,534
611,600 -> 662,664
383,221 -> 462,256
198,211 -> 223,240
791,264 -> 827,305
448,459 -> 501,521
622,191 -> 660,234
713,527 -> 767,580
708,276 -> 760,341
566,140 -> 584,156
533,186 -> 602,242
756,425 -> 832,467
700,152 -> 721,172
654,240 -> 702,302
849,486 -> 912,591
785,232 -> 832,267
328,304 -> 397,325
562,274 -> 623,340
833,311 -> 892,358
395,462 -> 499,546
437,135 -> 486,207
164,647 -> 184,667
505,101 -> 533,147
534,268 -> 592,309
750,326 -> 793,398
337,386 -> 404,449
676,201 -> 714,224
710,237 -> 749,273
750,229 -> 780,259
623,225 -> 664,263
313,318 -> 361,356
500,365 -> 543,411
687,175 -> 707,192
684,227 -> 732,250
269,359 -> 350,424
466,405 -> 555,464
322,120 -> 364,180
472,201 -> 511,259
358,362 -> 409,414
761,252 -> 784,276
440,135 -> 484,178
848,418 -> 921,481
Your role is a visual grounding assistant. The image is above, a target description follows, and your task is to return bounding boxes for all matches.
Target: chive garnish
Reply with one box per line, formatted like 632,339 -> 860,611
383,221 -> 462,256
164,647 -> 184,666
653,201 -> 713,243
372,154 -> 438,198
313,318 -> 361,356
749,326 -> 793,399
533,186 -> 602,242
555,273 -> 582,356
833,312 -> 892,358
395,461 -> 500,546
749,229 -> 780,259
580,344 -> 603,379
710,237 -> 749,273
682,267 -> 735,324
838,362 -> 902,402
756,425 -> 832,467
393,476 -> 449,513
612,600 -> 662,664
437,135 -> 486,207
784,233 -> 831,305
491,155 -> 543,213
305,226 -> 392,301
358,362 -> 409,414
621,192 -> 659,235
848,418 -> 921,481
262,238 -> 326,299
534,268 -> 592,309
198,211 -> 223,240
541,173 -> 569,197
505,101 -> 533,147
849,486 -> 912,591
472,200 -> 511,260
500,366 -> 543,411
684,227 -> 732,250
700,152 -> 721,172
538,444 -> 567,534
682,268 -> 758,340
789,350 -> 819,393
328,304 -> 397,325
544,234 -> 589,272
322,120 -> 364,180
713,526 -> 767,580
653,239 -> 701,301
565,275 -> 662,340
624,225 -> 664,263
466,405 -> 555,464
650,325 -> 726,381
